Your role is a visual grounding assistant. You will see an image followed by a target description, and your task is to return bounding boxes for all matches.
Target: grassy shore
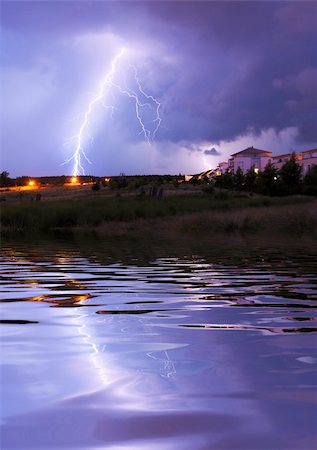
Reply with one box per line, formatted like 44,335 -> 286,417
1,190 -> 316,237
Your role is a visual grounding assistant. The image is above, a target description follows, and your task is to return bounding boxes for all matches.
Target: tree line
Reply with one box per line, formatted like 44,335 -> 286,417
214,153 -> 317,196
1,153 -> 316,196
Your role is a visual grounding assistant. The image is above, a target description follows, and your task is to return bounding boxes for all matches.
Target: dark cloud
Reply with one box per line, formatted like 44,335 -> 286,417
203,148 -> 221,156
1,1 -> 316,176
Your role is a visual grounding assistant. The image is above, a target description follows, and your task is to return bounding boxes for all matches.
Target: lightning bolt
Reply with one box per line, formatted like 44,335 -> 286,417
132,65 -> 162,140
63,48 -> 162,176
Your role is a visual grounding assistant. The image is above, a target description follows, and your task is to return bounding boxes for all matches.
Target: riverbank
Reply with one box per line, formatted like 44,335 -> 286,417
1,191 -> 316,238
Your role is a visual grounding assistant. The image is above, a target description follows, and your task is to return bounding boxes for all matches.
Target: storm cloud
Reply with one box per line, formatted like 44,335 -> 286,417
1,1 -> 316,176
204,148 -> 221,156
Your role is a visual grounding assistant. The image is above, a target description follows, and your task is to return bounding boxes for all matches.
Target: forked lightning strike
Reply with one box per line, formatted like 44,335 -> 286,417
63,48 -> 162,176
132,66 -> 162,139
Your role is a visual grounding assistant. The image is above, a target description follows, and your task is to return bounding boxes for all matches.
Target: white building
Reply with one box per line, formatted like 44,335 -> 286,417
230,147 -> 272,174
300,149 -> 317,174
213,147 -> 317,178
272,150 -> 317,174
272,153 -> 302,171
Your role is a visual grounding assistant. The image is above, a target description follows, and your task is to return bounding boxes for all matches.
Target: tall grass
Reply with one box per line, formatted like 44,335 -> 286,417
176,203 -> 317,235
1,193 -> 315,235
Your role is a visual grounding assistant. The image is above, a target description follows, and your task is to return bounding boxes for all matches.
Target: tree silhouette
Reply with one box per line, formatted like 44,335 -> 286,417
245,165 -> 258,192
302,166 -> 317,195
234,167 -> 244,191
0,171 -> 12,187
258,162 -> 279,196
279,152 -> 302,195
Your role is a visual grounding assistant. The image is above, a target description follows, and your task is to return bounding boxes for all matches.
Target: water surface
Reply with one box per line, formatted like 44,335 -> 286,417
1,239 -> 317,449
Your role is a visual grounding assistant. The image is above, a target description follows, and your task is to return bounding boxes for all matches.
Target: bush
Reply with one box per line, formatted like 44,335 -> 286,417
92,182 -> 100,191
215,169 -> 234,189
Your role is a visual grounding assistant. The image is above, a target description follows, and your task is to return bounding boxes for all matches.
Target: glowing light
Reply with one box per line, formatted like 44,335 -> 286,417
71,176 -> 78,184
31,295 -> 46,302
28,180 -> 35,187
254,168 -> 259,174
104,177 -> 111,183
63,48 -> 162,176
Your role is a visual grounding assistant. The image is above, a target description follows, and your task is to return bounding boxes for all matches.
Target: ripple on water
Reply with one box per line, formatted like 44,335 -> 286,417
0,245 -> 317,449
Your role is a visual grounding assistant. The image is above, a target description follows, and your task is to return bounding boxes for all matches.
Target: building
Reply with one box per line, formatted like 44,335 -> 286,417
272,153 -> 302,171
197,169 -> 215,181
300,149 -> 317,175
214,147 -> 316,178
230,147 -> 272,174
272,150 -> 316,174
215,161 -> 229,175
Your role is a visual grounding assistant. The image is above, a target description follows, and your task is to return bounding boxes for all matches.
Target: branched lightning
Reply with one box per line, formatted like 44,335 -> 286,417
63,48 -> 162,176
131,65 -> 162,140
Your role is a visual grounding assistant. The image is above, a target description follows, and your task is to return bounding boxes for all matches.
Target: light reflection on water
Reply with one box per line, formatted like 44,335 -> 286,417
0,241 -> 317,449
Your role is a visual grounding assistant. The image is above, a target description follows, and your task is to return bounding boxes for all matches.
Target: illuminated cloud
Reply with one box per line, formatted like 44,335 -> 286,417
205,127 -> 300,165
1,1 -> 316,176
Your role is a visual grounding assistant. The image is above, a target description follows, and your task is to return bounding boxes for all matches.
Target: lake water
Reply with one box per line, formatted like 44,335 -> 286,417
1,238 -> 317,449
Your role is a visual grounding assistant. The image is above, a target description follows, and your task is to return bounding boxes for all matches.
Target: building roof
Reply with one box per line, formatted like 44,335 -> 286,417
231,146 -> 272,157
272,153 -> 292,159
197,169 -> 215,179
273,152 -> 302,160
301,148 -> 317,154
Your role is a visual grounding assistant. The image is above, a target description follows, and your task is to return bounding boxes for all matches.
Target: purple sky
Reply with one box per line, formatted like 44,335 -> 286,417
1,1 -> 316,176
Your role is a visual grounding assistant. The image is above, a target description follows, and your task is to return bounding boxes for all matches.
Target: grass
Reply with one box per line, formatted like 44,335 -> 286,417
1,191 -> 316,237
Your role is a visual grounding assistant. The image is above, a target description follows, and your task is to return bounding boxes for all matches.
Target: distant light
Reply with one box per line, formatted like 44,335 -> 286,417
71,176 -> 78,184
274,176 -> 277,180
104,177 -> 111,183
28,180 -> 35,187
254,168 -> 259,174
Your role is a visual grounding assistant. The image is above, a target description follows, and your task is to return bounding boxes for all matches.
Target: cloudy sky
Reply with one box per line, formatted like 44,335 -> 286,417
1,1 -> 316,176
